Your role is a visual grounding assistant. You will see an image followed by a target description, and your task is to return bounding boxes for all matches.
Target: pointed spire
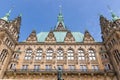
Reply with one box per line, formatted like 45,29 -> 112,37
19,13 -> 22,17
54,5 -> 67,31
108,6 -> 120,21
58,5 -> 64,22
1,7 -> 13,21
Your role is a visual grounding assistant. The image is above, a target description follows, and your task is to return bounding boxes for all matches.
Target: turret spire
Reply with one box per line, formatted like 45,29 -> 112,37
54,5 -> 67,31
1,7 -> 13,21
108,6 -> 120,21
58,5 -> 64,22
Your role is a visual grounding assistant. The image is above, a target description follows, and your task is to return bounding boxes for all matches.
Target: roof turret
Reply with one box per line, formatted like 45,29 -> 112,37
55,5 -> 66,31
1,8 -> 13,21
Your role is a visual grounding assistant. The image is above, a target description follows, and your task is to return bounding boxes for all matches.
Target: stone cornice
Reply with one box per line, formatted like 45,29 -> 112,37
17,42 -> 103,45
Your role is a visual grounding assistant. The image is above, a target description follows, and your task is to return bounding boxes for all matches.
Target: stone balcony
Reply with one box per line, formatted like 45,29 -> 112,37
5,69 -> 115,76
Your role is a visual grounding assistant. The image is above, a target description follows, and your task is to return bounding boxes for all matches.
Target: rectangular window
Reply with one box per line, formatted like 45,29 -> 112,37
69,65 -> 75,70
46,65 -> 52,70
22,65 -> 28,70
80,65 -> 87,71
92,65 -> 99,71
34,65 -> 40,71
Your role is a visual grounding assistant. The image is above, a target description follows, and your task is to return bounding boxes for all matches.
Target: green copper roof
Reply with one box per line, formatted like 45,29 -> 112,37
37,32 -> 84,42
108,6 -> 120,21
1,8 -> 12,21
111,12 -> 120,21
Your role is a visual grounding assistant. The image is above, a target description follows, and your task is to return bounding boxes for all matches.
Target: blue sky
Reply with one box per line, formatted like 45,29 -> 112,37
0,0 -> 120,42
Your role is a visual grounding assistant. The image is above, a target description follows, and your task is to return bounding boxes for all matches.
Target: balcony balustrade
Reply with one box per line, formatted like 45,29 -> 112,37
5,69 -> 115,76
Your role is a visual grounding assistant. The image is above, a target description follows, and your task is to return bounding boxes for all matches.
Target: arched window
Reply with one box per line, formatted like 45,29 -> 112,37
0,49 -> 8,63
46,49 -> 53,60
57,49 -> 64,60
35,49 -> 42,60
101,54 -> 108,59
88,49 -> 96,60
114,50 -> 120,64
10,63 -> 16,70
105,64 -> 111,70
78,49 -> 85,60
67,49 -> 74,60
13,53 -> 19,59
24,49 -> 32,60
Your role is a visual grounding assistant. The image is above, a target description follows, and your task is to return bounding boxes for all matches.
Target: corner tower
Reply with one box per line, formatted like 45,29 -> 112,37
100,10 -> 120,80
0,8 -> 21,78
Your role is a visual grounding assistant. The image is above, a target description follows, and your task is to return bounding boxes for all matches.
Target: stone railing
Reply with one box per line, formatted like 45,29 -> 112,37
5,69 -> 115,75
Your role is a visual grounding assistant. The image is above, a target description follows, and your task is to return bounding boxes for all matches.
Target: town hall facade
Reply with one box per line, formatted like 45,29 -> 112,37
0,8 -> 120,80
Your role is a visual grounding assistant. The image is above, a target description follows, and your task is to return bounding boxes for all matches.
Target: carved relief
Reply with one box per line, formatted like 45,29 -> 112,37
56,22 -> 65,30
64,31 -> 75,43
83,30 -> 94,43
26,30 -> 37,42
45,31 -> 56,43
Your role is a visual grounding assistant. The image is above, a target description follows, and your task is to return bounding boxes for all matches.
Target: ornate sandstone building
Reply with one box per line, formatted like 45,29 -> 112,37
0,8 -> 120,80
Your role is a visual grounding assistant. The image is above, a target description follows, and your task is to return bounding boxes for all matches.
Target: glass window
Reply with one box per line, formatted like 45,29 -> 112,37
34,65 -> 40,71
80,65 -> 87,71
92,65 -> 99,71
10,63 -> 16,70
78,49 -> 85,60
35,49 -> 42,60
105,64 -> 111,70
67,49 -> 74,60
0,49 -> 8,63
69,65 -> 75,70
57,49 -> 63,60
88,49 -> 96,60
46,65 -> 52,70
24,49 -> 32,60
46,49 -> 53,60
22,65 -> 28,70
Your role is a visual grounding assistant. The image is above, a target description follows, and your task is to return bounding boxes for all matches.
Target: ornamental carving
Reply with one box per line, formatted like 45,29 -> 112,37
45,31 -> 56,42
26,30 -> 37,42
64,31 -> 75,42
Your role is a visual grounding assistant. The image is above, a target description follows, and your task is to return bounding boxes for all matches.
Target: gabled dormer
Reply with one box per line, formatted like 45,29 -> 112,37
26,30 -> 37,43
83,30 -> 95,43
45,31 -> 56,43
64,31 -> 75,43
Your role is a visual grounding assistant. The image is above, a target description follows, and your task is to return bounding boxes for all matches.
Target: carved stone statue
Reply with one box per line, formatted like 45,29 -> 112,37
54,67 -> 63,80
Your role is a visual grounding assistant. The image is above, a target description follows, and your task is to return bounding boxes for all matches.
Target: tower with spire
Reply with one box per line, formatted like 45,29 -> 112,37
100,7 -> 120,80
0,8 -> 21,78
54,5 -> 67,31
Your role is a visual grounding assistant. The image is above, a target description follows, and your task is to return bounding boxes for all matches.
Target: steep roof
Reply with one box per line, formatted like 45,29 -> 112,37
37,32 -> 84,42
